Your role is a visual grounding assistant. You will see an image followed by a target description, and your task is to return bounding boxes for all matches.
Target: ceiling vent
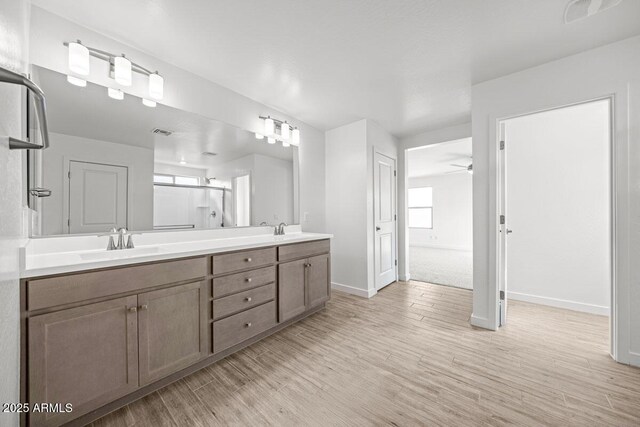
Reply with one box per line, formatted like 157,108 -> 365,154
202,151 -> 217,156
564,0 -> 622,23
151,128 -> 173,136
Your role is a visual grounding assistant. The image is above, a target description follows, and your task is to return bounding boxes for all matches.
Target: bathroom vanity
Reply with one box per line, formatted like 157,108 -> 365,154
20,232 -> 331,426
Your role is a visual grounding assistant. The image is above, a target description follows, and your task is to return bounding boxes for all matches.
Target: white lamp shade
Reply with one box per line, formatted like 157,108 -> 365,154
282,140 -> 290,148
108,87 -> 124,100
149,73 -> 164,100
114,55 -> 132,86
267,137 -> 276,145
66,75 -> 87,87
255,133 -> 264,139
68,42 -> 90,75
264,118 -> 275,136
281,123 -> 290,140
142,98 -> 157,107
291,128 -> 300,146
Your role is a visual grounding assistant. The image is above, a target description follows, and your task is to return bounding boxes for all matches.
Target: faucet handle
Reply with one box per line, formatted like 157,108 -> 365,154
126,234 -> 137,249
107,235 -> 117,251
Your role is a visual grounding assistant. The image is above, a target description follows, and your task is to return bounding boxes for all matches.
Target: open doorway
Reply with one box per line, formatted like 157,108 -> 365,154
498,99 -> 612,348
406,138 -> 473,290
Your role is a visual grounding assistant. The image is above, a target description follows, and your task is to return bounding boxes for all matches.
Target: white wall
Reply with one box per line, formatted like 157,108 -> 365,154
471,35 -> 640,366
505,100 -> 611,315
325,119 -> 398,297
408,173 -> 472,251
155,163 -> 207,179
0,0 -> 29,424
40,133 -> 154,235
398,123 -> 472,281
29,7 -> 326,233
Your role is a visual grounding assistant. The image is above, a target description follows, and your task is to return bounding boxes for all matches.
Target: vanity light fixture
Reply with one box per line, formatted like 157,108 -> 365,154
258,115 -> 300,147
64,41 -> 164,101
142,98 -> 157,108
66,75 -> 87,87
179,158 -> 187,165
108,87 -> 124,100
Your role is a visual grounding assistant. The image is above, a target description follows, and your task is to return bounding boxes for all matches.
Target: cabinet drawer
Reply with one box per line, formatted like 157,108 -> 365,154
213,301 -> 276,353
212,247 -> 276,276
278,239 -> 330,262
212,265 -> 275,298
27,257 -> 208,311
213,283 -> 275,320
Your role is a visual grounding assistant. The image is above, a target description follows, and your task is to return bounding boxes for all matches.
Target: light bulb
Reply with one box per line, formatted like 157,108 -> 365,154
179,158 -> 187,165
66,75 -> 87,87
264,117 -> 275,136
108,87 -> 124,100
282,141 -> 290,148
142,98 -> 156,107
114,55 -> 132,86
149,72 -> 164,100
255,133 -> 264,139
291,128 -> 300,146
68,41 -> 90,75
281,122 -> 290,140
267,137 -> 276,144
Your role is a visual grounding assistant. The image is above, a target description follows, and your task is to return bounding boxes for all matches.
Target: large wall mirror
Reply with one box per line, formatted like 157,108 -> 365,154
28,66 -> 298,236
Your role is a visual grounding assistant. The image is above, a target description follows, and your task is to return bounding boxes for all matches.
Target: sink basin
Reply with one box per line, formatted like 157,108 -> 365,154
79,246 -> 162,261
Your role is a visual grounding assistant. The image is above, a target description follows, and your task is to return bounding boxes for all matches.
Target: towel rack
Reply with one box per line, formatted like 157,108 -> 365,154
0,65 -> 50,149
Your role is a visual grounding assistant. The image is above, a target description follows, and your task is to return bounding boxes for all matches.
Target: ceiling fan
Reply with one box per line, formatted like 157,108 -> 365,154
448,158 -> 473,174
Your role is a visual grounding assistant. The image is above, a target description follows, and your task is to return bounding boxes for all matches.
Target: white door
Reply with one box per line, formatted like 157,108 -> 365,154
498,123 -> 508,326
374,151 -> 397,290
68,161 -> 128,234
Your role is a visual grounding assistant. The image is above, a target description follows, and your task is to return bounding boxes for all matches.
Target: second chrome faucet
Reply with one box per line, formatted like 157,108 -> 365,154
101,227 -> 136,250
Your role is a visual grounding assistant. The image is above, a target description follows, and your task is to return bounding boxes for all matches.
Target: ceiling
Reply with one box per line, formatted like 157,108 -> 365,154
31,0 -> 640,137
35,66 -> 293,168
408,137 -> 472,178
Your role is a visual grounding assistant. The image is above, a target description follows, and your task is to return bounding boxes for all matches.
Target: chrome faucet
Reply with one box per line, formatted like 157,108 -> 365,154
275,222 -> 288,236
99,227 -> 135,250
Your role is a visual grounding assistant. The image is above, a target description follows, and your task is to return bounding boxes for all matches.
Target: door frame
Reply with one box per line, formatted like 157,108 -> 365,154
63,158 -> 131,234
372,148 -> 399,291
495,95 -> 616,355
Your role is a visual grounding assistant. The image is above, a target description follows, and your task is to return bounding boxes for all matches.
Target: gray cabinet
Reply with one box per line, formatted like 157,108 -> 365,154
278,258 -> 307,322
28,296 -> 139,426
138,281 -> 207,385
307,254 -> 331,309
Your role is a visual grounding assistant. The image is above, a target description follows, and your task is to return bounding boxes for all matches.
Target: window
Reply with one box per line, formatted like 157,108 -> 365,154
408,187 -> 433,228
153,174 -> 200,186
174,176 -> 199,186
153,174 -> 173,184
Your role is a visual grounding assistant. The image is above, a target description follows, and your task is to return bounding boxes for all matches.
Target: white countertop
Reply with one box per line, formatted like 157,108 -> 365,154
21,229 -> 332,278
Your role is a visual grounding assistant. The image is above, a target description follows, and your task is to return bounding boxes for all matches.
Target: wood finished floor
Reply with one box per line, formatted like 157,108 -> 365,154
92,281 -> 640,426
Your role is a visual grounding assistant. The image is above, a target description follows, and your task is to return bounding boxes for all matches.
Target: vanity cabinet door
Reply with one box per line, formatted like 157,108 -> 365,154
28,296 -> 139,427
137,281 -> 207,385
307,254 -> 331,309
278,259 -> 307,322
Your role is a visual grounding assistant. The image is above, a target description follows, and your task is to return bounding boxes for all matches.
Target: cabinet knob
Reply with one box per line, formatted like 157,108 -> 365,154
245,322 -> 252,328
246,257 -> 252,262
139,304 -> 148,311
245,297 -> 252,302
246,277 -> 252,283
128,306 -> 137,313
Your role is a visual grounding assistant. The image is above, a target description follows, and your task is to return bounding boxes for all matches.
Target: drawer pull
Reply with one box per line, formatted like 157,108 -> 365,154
245,322 -> 252,328
139,304 -> 148,311
246,277 -> 252,283
128,306 -> 137,313
246,257 -> 252,262
245,297 -> 252,302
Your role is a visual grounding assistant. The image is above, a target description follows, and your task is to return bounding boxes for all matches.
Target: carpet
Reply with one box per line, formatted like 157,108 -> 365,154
409,246 -> 473,289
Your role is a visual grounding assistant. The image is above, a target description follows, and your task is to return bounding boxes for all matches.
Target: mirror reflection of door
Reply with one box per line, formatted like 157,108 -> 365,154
232,174 -> 251,227
68,161 -> 128,234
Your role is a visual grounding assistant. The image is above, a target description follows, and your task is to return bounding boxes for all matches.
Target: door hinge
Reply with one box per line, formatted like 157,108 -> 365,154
395,259 -> 398,266
500,290 -> 505,301
68,171 -> 71,178
394,214 -> 397,221
394,170 -> 396,177
500,215 -> 505,225
67,218 -> 70,227
500,140 -> 505,150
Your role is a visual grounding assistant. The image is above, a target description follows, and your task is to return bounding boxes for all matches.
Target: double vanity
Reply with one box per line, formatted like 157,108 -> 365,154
20,228 -> 331,426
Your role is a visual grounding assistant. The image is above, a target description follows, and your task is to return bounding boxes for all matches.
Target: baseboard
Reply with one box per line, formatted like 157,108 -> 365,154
629,352 -> 640,368
508,291 -> 609,316
409,244 -> 472,251
331,282 -> 376,298
470,314 -> 495,330
398,273 -> 410,282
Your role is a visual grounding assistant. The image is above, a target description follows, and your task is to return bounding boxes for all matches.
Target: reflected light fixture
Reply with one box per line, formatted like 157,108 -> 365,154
142,98 -> 156,107
68,41 -> 90,75
149,72 -> 164,100
267,137 -> 276,144
291,127 -> 300,146
255,133 -> 264,139
264,117 -> 275,136
179,158 -> 187,165
114,55 -> 132,86
282,141 -> 291,148
281,121 -> 290,140
66,75 -> 87,87
107,87 -> 124,100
